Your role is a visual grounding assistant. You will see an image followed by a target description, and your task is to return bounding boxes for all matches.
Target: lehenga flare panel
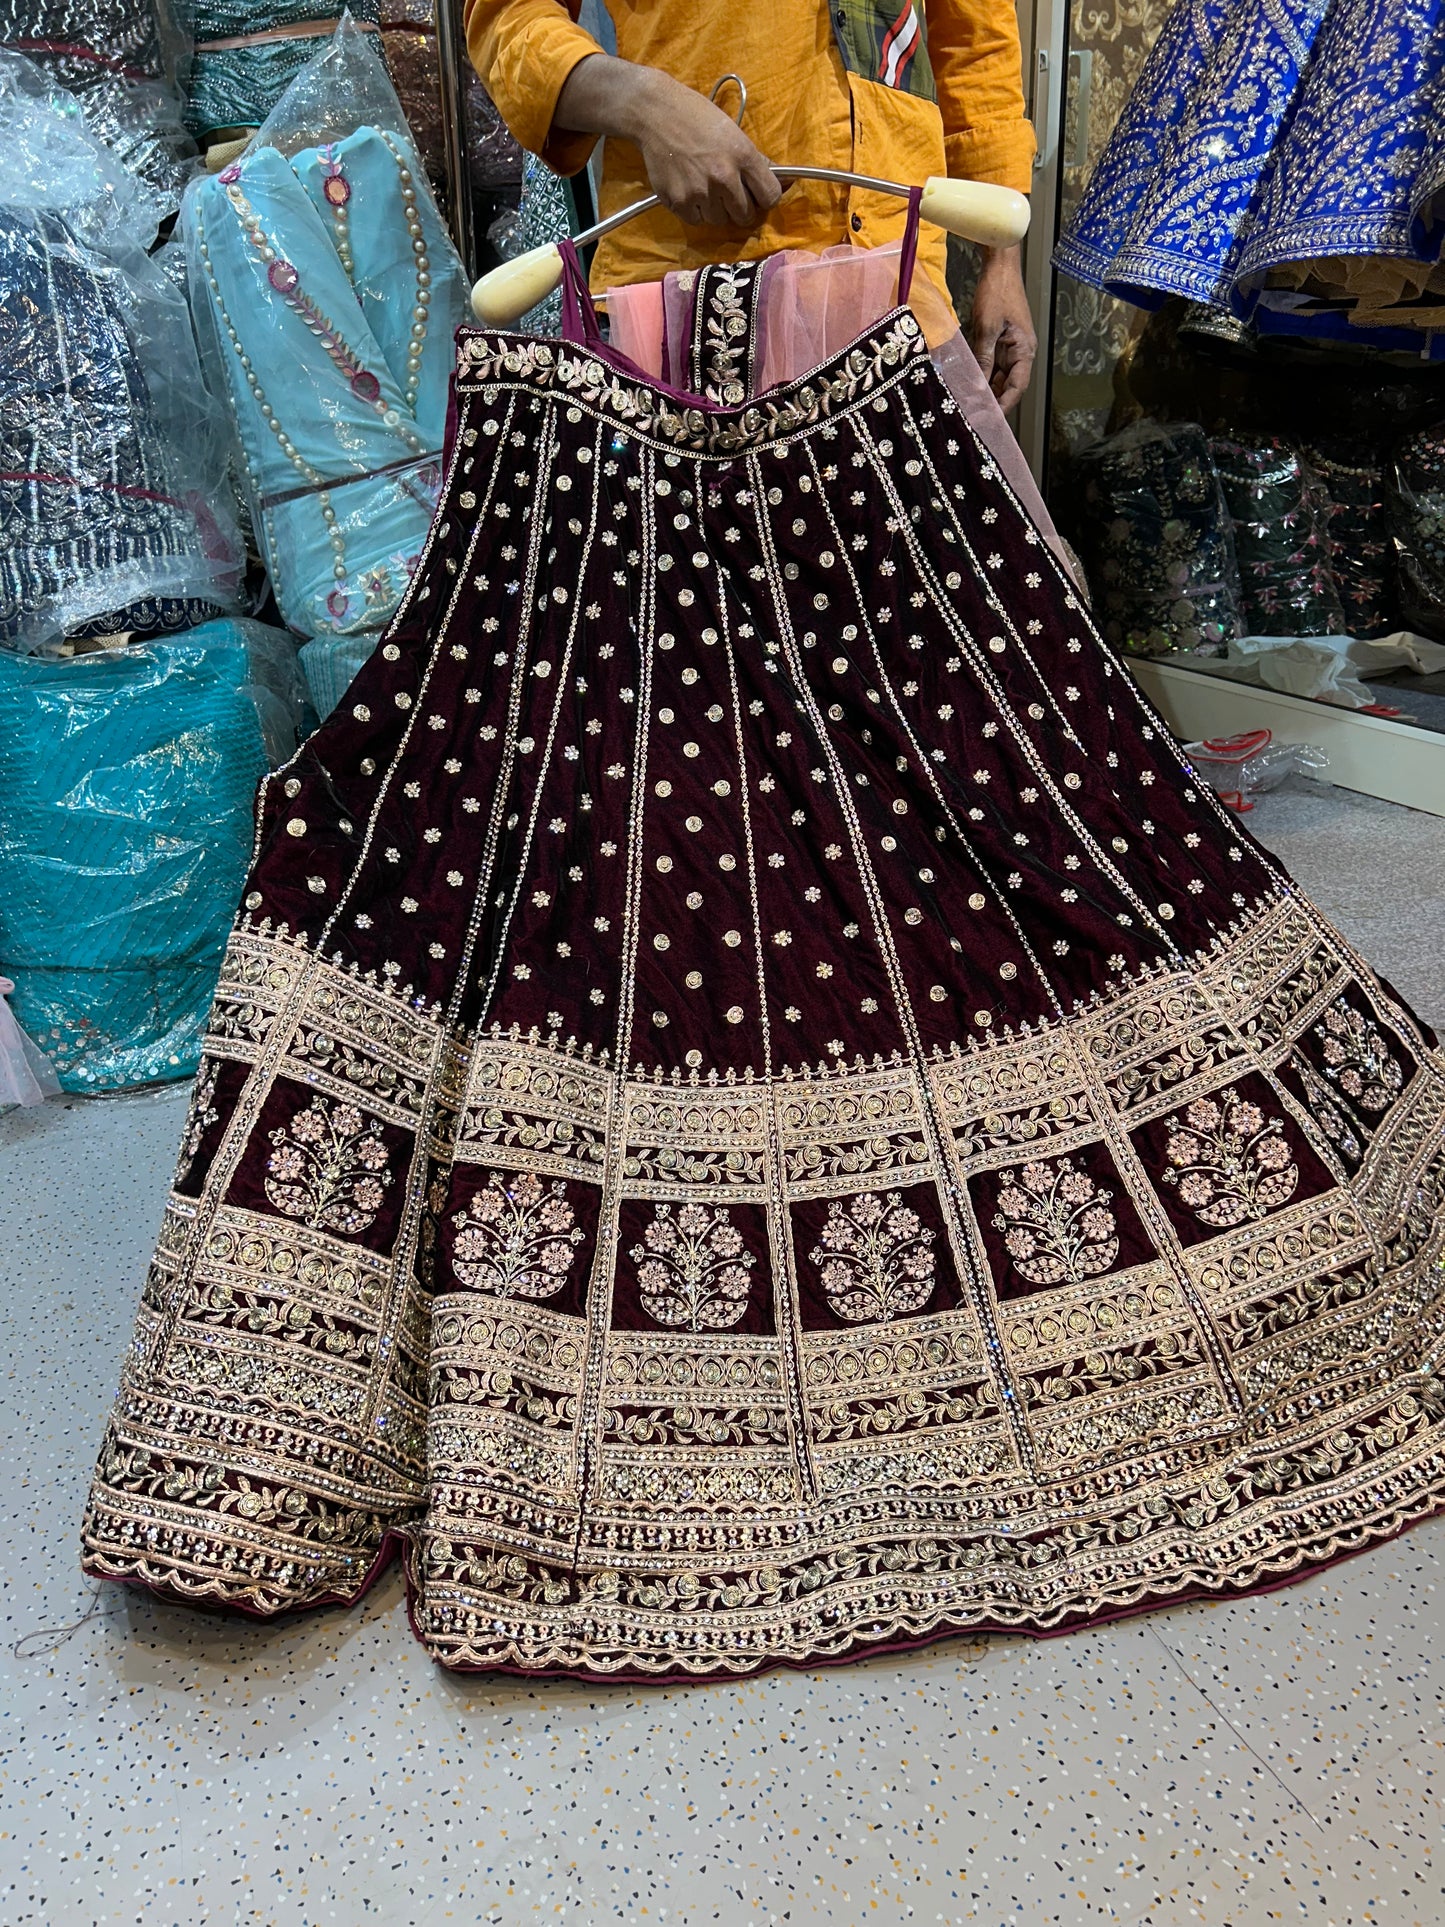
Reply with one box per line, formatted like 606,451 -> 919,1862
82,250 -> 1445,1679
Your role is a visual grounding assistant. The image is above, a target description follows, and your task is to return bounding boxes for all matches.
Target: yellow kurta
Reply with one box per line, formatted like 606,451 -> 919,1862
465,0 -> 1035,311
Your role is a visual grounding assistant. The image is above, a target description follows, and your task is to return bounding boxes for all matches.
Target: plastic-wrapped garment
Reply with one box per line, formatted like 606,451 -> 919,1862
175,0 -> 380,143
1210,436 -> 1346,637
0,0 -> 196,215
0,50 -> 168,248
185,25 -> 467,637
603,241 -> 1078,583
298,629 -> 377,719
0,62 -> 243,652
1068,421 -> 1241,657
1387,421 -> 1445,640
0,620 -> 304,1092
1305,444 -> 1396,638
0,976 -> 60,1106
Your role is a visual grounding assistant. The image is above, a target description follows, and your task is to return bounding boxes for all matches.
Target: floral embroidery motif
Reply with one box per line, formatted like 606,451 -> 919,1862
811,1191 -> 936,1324
1161,1090 -> 1298,1228
175,1055 -> 220,1186
451,1171 -> 584,1299
693,264 -> 758,405
633,1202 -> 755,1331
264,1096 -> 392,1236
992,1157 -> 1119,1287
1317,999 -> 1403,1116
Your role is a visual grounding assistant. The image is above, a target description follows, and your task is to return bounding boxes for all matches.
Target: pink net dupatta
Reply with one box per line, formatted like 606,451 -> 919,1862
602,242 -> 1071,576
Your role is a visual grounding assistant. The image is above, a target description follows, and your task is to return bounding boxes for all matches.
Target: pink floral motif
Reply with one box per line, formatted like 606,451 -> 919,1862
1317,1000 -> 1403,1117
1160,1089 -> 1298,1228
264,1096 -> 392,1236
992,1156 -> 1119,1287
811,1191 -> 936,1325
633,1203 -> 754,1331
452,1172 -> 584,1299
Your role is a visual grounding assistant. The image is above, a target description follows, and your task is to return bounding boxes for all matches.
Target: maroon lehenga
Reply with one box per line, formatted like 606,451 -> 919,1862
82,233 -> 1445,1678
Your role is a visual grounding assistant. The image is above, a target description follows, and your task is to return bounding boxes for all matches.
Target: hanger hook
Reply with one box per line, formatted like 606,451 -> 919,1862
709,73 -> 748,127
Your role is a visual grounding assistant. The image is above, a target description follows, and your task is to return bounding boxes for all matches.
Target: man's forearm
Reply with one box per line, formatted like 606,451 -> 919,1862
553,51 -> 664,143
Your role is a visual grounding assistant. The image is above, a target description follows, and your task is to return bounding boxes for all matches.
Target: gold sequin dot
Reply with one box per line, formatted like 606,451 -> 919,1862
686,892 -> 704,908
1158,903 -> 1175,919
383,643 -> 400,661
285,818 -> 307,837
832,657 -> 848,674
682,667 -> 699,684
658,707 -> 675,723
652,1011 -> 668,1027
685,971 -> 703,988
725,1005 -> 744,1024
395,692 -> 411,709
712,778 -> 730,796
968,892 -> 986,909
718,854 -> 736,871
988,637 -> 1006,653
1112,837 -> 1128,852
685,815 -> 703,832
684,742 -> 700,758
284,778 -> 301,798
656,855 -> 673,872
245,891 -> 262,909
999,962 -> 1017,980
892,799 -> 908,815
723,930 -> 742,947
929,985 -> 947,1001
685,1049 -> 702,1066
306,877 -> 325,894
360,757 -> 376,774
881,835 -> 897,852
974,1010 -> 993,1027
1064,773 -> 1081,789
655,780 -> 672,797
653,933 -> 671,950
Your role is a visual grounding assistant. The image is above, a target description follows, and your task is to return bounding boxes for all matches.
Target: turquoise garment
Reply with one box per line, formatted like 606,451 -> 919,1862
189,126 -> 466,637
0,621 -> 298,1091
298,631 -> 377,721
1055,0 -> 1445,316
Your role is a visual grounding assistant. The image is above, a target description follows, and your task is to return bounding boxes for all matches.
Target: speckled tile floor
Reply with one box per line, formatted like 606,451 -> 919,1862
2,779 -> 1443,1927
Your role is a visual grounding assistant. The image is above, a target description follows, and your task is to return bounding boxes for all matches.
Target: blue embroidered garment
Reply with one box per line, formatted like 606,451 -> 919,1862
1055,0 -> 1445,313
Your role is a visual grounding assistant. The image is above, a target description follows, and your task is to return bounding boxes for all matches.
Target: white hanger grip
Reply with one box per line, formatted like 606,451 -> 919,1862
471,243 -> 564,326
918,176 -> 1030,247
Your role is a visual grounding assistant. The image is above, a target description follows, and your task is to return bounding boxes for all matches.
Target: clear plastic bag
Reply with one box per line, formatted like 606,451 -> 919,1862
0,0 -> 198,215
0,55 -> 244,653
176,0 -> 382,144
1183,728 -> 1329,812
298,629 -> 379,719
183,18 -> 468,639
0,619 -> 304,1092
1067,421 -> 1242,657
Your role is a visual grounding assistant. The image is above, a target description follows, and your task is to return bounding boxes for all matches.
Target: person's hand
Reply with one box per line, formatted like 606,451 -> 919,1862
970,243 -> 1036,415
554,56 -> 780,231
631,72 -> 780,229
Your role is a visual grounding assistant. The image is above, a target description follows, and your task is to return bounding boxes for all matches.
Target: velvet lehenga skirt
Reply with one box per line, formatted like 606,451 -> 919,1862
81,247 -> 1445,1678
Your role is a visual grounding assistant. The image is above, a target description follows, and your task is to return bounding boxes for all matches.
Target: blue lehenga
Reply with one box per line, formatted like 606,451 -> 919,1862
1055,0 -> 1445,341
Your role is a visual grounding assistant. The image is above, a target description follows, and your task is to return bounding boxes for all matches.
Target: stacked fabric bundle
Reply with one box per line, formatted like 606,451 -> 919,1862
1208,435 -> 1346,637
0,621 -> 303,1092
1068,420 -> 1242,656
0,52 -> 241,652
0,0 -> 196,212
